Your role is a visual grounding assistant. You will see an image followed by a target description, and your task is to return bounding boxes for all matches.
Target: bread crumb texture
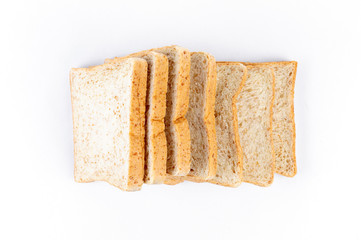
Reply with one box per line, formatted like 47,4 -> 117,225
271,62 -> 297,177
237,65 -> 275,186
186,52 -> 217,180
210,63 -> 246,187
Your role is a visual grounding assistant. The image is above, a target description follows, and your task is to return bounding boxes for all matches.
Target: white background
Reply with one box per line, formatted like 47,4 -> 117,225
1,0 -> 360,239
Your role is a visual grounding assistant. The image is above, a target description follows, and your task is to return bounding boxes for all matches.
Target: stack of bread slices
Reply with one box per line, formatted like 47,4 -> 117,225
70,46 -> 297,191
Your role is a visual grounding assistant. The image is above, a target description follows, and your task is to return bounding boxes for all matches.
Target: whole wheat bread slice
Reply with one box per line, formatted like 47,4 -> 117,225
70,58 -> 147,191
153,46 -> 191,176
108,46 -> 191,176
237,64 -> 275,186
186,52 -> 217,180
243,62 -> 297,177
207,62 -> 247,187
163,52 -> 218,184
106,52 -> 168,184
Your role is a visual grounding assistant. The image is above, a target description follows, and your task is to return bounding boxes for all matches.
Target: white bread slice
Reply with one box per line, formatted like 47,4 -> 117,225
70,58 -> 147,191
237,64 -> 275,186
208,62 -> 247,187
106,52 -> 168,184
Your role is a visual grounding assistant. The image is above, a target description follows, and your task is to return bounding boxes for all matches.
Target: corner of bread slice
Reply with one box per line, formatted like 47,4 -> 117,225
163,175 -> 185,185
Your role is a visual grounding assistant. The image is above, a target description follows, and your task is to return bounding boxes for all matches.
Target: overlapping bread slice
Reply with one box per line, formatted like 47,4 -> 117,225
236,63 -> 275,186
248,62 -> 297,177
153,46 -> 191,176
106,52 -> 168,184
70,58 -> 147,191
107,46 -> 191,180
205,62 -> 247,187
163,52 -> 218,185
186,52 -> 217,180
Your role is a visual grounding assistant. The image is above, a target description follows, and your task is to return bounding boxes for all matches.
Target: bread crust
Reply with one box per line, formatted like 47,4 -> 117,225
203,53 -> 218,179
220,61 -> 297,177
127,59 -> 147,190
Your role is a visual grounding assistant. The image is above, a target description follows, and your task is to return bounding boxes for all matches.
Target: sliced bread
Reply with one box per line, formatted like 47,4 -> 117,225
164,52 -> 218,184
237,64 -> 275,186
70,58 -> 147,191
106,52 -> 168,184
153,46 -> 191,176
108,46 -> 192,176
208,62 -> 247,187
186,52 -> 217,180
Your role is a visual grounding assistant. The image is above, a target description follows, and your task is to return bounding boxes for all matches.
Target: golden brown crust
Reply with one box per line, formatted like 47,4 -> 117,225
148,53 -> 168,183
127,59 -> 147,190
204,54 -> 218,179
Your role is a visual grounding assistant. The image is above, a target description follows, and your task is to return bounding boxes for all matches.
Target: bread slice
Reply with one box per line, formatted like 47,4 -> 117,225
236,64 -> 275,186
185,52 -> 217,180
106,52 -> 168,184
70,58 -> 147,191
208,62 -> 247,187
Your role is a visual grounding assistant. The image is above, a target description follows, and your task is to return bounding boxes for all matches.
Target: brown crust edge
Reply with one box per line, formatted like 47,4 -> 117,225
126,59 -> 147,191
203,53 -> 218,179
147,53 -> 168,183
